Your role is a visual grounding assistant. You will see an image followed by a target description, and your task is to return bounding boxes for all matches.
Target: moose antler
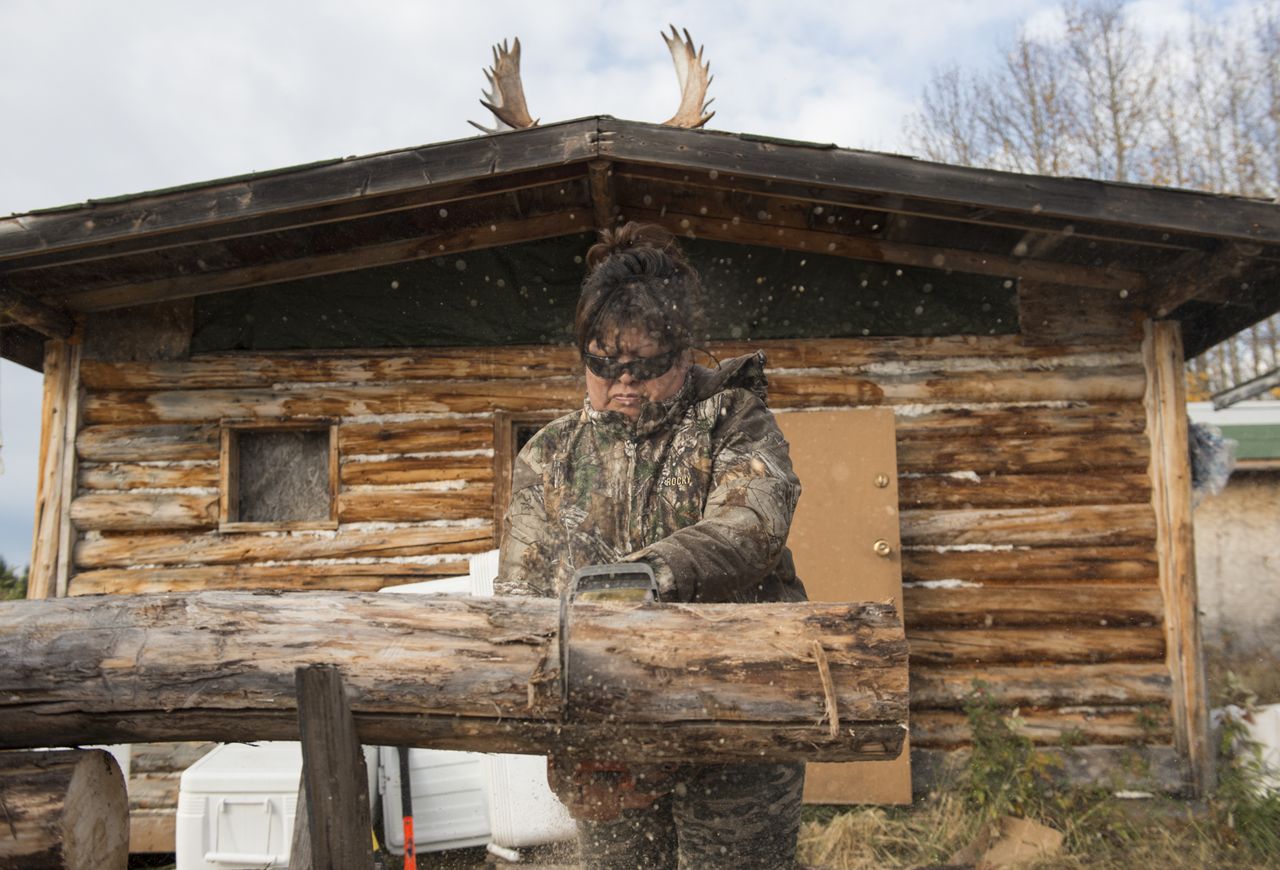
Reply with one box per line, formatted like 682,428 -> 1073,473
469,37 -> 539,134
661,25 -> 714,129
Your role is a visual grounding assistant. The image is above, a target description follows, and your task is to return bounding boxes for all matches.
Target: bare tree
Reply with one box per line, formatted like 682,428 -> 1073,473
908,0 -> 1280,399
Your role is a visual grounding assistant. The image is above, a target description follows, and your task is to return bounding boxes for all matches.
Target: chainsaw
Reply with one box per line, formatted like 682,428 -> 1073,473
553,562 -> 669,819
559,562 -> 659,718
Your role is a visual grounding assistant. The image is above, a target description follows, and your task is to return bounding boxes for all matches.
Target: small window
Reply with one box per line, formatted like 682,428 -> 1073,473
494,411 -> 559,533
220,420 -> 338,532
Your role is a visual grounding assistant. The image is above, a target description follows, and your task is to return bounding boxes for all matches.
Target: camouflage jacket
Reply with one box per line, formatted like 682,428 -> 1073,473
496,352 -> 805,603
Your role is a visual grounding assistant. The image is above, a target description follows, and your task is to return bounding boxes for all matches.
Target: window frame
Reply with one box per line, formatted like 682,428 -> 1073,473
493,410 -> 560,535
218,417 -> 340,533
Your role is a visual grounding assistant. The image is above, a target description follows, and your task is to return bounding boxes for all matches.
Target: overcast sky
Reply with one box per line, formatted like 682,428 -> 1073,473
0,0 -> 1246,569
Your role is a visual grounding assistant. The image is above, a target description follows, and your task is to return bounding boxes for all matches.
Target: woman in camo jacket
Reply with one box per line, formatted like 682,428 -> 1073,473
496,222 -> 806,870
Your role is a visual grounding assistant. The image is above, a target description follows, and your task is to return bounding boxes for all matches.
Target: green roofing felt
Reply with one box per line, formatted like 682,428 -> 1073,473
1217,424 -> 1280,461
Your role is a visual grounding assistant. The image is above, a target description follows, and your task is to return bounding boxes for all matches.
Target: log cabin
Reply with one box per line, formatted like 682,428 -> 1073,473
3,115 -> 1279,848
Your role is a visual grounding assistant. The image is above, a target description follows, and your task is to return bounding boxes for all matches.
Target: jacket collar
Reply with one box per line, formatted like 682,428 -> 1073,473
581,351 -> 770,438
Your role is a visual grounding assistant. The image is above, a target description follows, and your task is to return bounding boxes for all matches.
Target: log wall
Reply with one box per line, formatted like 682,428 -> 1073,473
65,334 -> 1172,757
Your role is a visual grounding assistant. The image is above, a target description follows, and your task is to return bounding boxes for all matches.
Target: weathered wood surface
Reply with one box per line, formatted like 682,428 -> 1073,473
602,121 -> 1280,244
27,341 -> 75,599
0,284 -> 75,338
0,592 -> 908,763
341,454 -> 493,486
81,380 -> 582,424
295,666 -> 375,870
76,336 -> 1141,390
899,473 -> 1151,508
1144,320 -> 1212,795
73,524 -> 493,569
899,504 -> 1156,548
68,486 -> 493,532
77,369 -> 1145,425
0,749 -> 129,870
906,626 -> 1165,665
902,545 -> 1158,583
911,745 -> 1186,795
895,433 -> 1149,474
1019,280 -> 1147,345
909,663 -> 1171,709
77,423 -> 221,461
70,564 -> 472,596
70,491 -> 218,531
902,585 -> 1162,628
78,461 -> 219,491
912,706 -> 1172,748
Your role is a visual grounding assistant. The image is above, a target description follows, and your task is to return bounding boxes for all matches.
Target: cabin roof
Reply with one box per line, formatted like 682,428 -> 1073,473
3,115 -> 1279,367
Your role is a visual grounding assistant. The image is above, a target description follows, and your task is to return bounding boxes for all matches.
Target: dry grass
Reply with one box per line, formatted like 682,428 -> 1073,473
798,791 -> 980,869
798,790 -> 1276,869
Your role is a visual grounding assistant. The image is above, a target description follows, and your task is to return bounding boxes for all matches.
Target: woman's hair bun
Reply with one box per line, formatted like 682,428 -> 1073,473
585,222 -> 690,272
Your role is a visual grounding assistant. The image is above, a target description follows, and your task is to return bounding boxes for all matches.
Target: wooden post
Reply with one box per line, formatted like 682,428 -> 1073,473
1143,319 -> 1212,795
0,749 -> 129,870
287,774 -> 313,870
27,340 -> 75,599
295,665 -> 374,870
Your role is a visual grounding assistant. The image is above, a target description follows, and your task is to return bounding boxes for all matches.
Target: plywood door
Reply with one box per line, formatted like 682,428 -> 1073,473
778,408 -> 910,805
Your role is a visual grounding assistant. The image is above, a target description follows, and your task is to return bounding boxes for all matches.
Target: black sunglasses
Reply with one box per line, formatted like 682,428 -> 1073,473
582,348 -> 680,381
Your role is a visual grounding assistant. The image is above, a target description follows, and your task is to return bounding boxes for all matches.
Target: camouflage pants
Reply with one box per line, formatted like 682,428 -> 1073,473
575,762 -> 805,870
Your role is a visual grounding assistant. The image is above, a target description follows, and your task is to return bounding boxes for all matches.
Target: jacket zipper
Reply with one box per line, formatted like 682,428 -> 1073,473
623,437 -> 637,553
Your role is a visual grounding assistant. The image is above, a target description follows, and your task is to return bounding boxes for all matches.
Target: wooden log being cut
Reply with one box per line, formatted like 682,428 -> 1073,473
0,591 -> 908,764
0,749 -> 129,870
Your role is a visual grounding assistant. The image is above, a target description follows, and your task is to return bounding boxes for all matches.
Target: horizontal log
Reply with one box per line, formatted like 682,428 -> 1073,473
902,545 -> 1159,583
70,492 -> 218,532
69,563 -> 471,596
900,504 -> 1156,548
769,367 -> 1145,408
911,706 -> 1173,748
77,421 -> 496,464
80,367 -> 1145,425
77,424 -> 220,462
339,420 -> 493,456
901,585 -> 1163,628
908,663 -> 1172,709
81,381 -> 582,424
78,462 -> 218,491
337,486 -> 493,523
890,402 -> 1147,438
0,592 -> 908,763
898,473 -> 1151,509
911,745 -> 1184,795
0,749 -> 129,870
907,626 -> 1165,665
80,348 -> 583,390
74,524 -> 494,569
890,404 -> 1141,437
341,454 -> 494,486
896,433 -> 1150,474
76,336 -> 1138,390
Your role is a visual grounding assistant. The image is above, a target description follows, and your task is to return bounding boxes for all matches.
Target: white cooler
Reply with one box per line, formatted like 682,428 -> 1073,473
176,742 -> 302,870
